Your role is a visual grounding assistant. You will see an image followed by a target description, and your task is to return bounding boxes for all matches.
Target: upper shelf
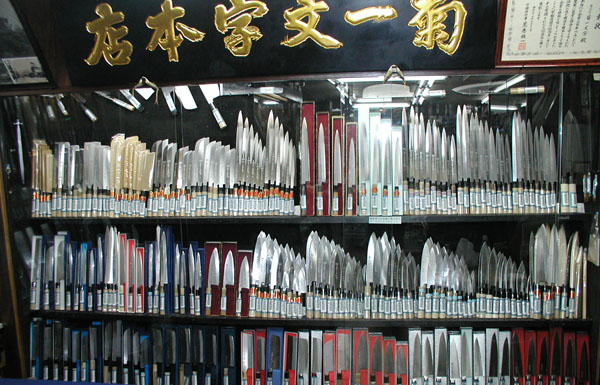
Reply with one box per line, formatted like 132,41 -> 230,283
26,213 -> 590,225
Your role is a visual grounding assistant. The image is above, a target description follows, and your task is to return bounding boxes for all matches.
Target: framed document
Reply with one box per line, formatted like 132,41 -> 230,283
496,0 -> 600,67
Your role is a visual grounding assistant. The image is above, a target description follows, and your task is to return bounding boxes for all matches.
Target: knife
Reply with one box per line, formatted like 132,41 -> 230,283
206,329 -> 218,385
435,329 -> 448,385
396,342 -> 408,385
164,328 -> 176,385
179,327 -> 191,385
124,328 -> 132,383
51,320 -> 62,380
82,331 -> 90,382
191,328 -> 204,385
316,124 -> 326,216
577,334 -> 589,385
370,335 -> 383,385
112,321 -> 123,383
347,138 -> 356,216
536,332 -> 548,385
285,332 -> 298,385
383,338 -> 395,385
359,122 -> 370,216
237,256 -> 250,316
332,130 -> 342,216
153,328 -> 163,385
371,138 -> 381,216
486,329 -> 498,385
525,333 -> 536,385
242,331 -> 255,385
422,332 -> 434,385
337,330 -> 351,385
448,333 -> 460,385
71,330 -> 81,382
223,331 -> 236,385
498,331 -> 510,385
30,236 -> 44,310
311,330 -> 322,385
298,332 -> 310,385
206,247 -> 220,316
472,332 -> 485,385
323,333 -> 335,385
221,250 -> 235,316
409,329 -> 422,385
382,137 -> 392,216
90,326 -> 98,383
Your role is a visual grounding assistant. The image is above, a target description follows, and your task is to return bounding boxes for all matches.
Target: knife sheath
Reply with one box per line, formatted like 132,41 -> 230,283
302,102 -> 316,216
576,333 -> 590,385
210,285 -> 220,316
241,288 -> 250,317
226,285 -> 236,316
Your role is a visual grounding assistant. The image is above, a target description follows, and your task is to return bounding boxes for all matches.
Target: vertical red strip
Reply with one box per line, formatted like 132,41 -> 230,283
302,102 -> 315,216
332,116 -> 344,216
316,112 -> 330,215
345,122 -> 357,216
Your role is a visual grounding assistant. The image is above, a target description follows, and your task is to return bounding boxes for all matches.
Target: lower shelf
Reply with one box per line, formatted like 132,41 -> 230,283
30,310 -> 592,329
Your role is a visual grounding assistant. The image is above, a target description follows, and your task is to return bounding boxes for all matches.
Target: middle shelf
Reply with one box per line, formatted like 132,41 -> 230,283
26,213 -> 590,225
31,310 -> 592,329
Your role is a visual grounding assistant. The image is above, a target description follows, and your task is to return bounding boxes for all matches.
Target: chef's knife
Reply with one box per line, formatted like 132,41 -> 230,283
165,328 -> 176,385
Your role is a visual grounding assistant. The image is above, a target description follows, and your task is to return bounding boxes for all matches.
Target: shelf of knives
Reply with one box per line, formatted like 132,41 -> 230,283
24,213 -> 592,225
30,310 -> 593,329
29,317 -> 593,385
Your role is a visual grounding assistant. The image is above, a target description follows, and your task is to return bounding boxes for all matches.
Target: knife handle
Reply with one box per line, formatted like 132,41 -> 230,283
220,287 -> 227,316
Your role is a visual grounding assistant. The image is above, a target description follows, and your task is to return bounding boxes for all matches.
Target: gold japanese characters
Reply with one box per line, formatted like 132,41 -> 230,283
85,0 -> 468,65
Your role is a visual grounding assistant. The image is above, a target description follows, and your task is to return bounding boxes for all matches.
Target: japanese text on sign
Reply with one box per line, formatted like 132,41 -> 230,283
85,0 -> 468,65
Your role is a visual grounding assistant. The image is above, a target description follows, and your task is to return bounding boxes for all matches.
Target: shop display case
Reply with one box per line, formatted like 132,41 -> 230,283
0,1 -> 598,384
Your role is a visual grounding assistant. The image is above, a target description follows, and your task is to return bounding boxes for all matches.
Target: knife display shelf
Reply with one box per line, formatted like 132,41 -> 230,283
30,310 -> 592,330
25,213 -> 590,225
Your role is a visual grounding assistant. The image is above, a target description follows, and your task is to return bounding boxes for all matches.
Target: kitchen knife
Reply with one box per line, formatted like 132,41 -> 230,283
284,332 -> 298,385
179,327 -> 191,385
448,333 -> 460,385
323,334 -> 335,385
269,328 -> 284,385
298,331 -> 310,385
242,330 -> 254,385
310,330 -> 322,385
206,248 -> 220,316
332,130 -> 342,216
165,328 -> 176,385
472,332 -> 485,385
221,250 -> 235,316
337,330 -> 351,385
435,329 -> 448,385
422,332 -> 434,385
152,328 -> 163,385
498,331 -> 510,385
486,329 -> 498,385
408,329 -> 422,385
383,338 -> 395,385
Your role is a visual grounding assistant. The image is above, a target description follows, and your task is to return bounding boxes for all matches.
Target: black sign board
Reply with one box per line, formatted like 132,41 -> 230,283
51,0 -> 497,86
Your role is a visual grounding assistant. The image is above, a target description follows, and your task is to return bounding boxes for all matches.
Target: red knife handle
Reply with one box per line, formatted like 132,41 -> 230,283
341,371 -> 350,385
375,372 -> 383,385
247,369 -> 254,385
211,285 -> 220,315
360,370 -> 368,385
289,370 -> 296,385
